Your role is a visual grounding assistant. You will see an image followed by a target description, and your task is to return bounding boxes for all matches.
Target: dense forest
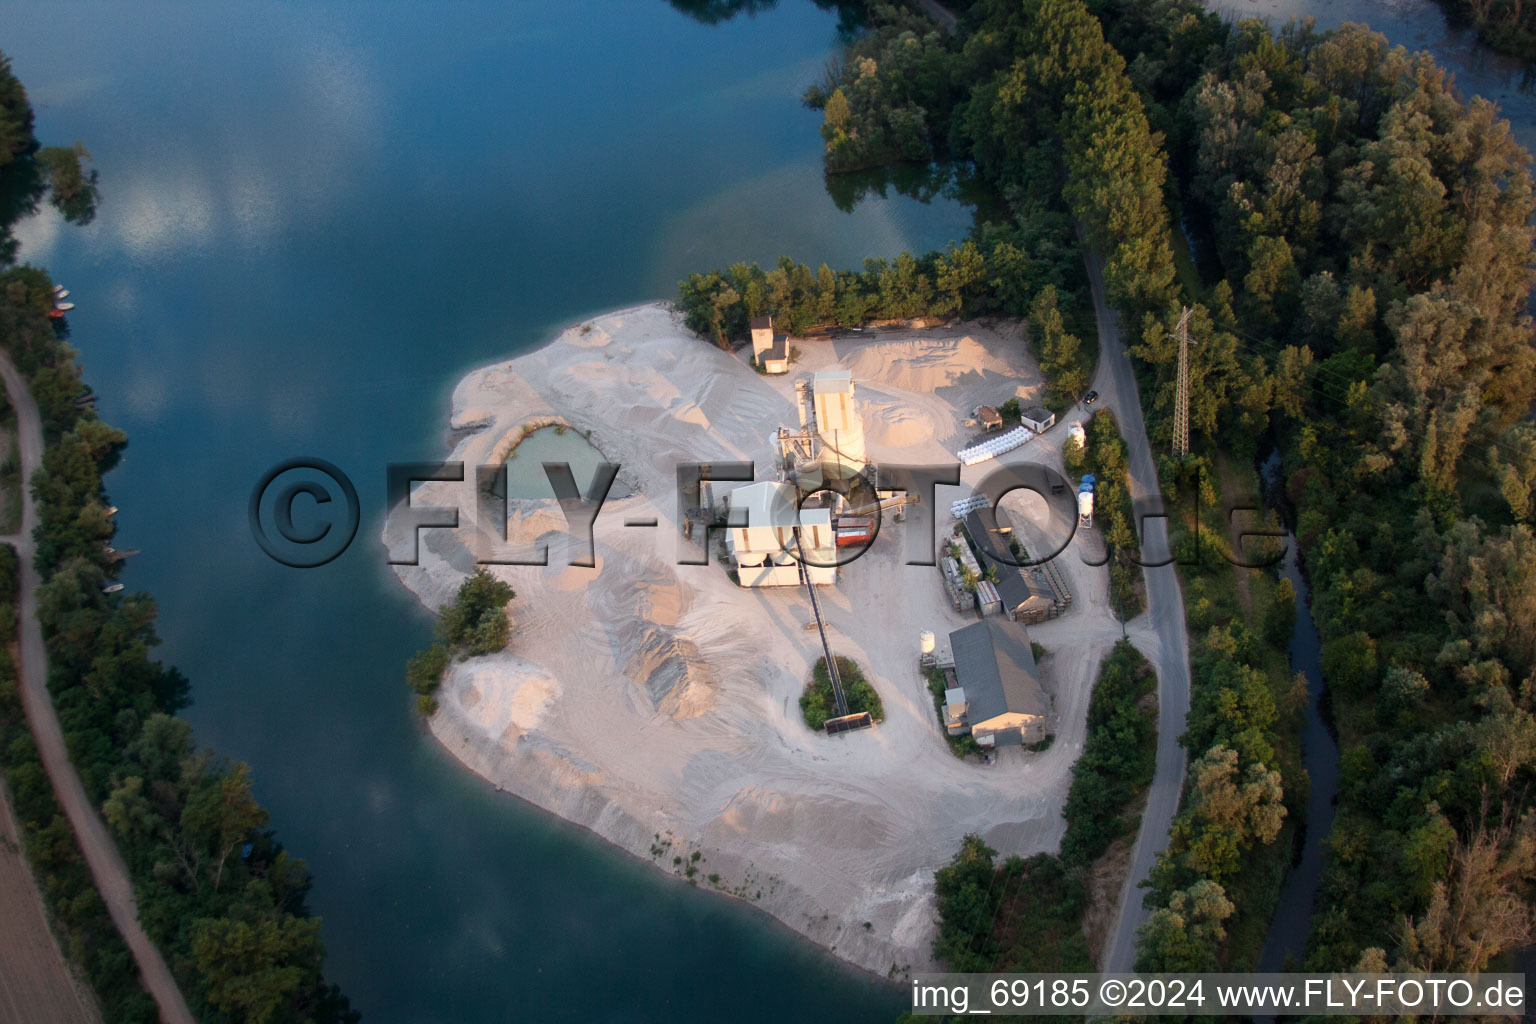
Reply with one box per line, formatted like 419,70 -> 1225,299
679,0 -> 1536,981
0,54 -> 357,1023
1119,4 -> 1536,975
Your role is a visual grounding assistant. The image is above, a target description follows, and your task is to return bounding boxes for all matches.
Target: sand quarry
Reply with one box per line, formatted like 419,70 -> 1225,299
388,302 -> 1140,975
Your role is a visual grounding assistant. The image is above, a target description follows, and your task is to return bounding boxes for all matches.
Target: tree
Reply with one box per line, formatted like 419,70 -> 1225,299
103,775 -> 159,846
30,418 -> 125,572
437,568 -> 515,653
707,283 -> 742,348
1241,234 -> 1299,327
935,240 -> 986,318
1159,744 -> 1285,886
933,834 -> 998,971
37,143 -> 99,224
1397,812 -> 1536,972
407,642 -> 451,696
406,569 -> 516,713
190,908 -> 322,1024
1492,423 -> 1536,521
1030,285 -> 1087,400
179,761 -> 269,892
1428,523 -> 1536,688
1321,632 -> 1379,698
1135,879 -> 1235,971
823,87 -> 851,134
1263,577 -> 1296,648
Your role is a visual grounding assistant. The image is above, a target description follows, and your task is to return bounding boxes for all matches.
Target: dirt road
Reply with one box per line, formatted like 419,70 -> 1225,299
0,351 -> 196,1024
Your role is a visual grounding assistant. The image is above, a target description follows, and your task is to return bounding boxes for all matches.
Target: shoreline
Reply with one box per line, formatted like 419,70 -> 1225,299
417,712 -> 907,988
387,300 -> 1137,974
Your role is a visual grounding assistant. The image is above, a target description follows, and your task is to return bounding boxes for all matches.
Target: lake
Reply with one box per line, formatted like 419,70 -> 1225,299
4,3 -> 975,1021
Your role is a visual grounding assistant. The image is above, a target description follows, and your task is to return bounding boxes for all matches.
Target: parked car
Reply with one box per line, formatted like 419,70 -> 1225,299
1083,390 -> 1099,405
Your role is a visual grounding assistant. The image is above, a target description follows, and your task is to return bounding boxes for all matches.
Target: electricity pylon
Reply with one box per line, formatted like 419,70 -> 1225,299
1172,306 -> 1193,458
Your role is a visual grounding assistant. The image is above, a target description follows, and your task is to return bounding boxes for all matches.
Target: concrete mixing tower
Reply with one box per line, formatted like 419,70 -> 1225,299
811,369 -> 867,483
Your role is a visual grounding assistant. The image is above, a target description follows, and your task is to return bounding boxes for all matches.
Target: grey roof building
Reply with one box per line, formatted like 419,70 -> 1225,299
964,507 -> 1060,623
945,618 -> 1048,746
1020,406 -> 1055,433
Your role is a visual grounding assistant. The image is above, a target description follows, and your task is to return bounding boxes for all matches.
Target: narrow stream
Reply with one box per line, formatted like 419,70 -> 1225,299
1256,450 -> 1340,971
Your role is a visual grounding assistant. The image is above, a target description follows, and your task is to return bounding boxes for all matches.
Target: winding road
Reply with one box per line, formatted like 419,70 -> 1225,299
0,351 -> 196,1024
912,0 -> 1195,968
1077,248 -> 1194,973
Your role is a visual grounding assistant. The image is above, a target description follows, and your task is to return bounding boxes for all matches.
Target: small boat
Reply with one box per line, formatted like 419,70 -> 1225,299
53,288 -> 69,299
54,301 -> 74,311
47,309 -> 63,319
52,283 -> 66,293
102,583 -> 124,594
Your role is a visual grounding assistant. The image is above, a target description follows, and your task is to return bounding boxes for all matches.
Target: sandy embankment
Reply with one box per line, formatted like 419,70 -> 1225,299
388,302 -> 1132,975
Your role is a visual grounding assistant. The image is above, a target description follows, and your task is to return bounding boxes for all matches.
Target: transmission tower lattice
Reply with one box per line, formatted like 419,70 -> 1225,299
1172,306 -> 1193,458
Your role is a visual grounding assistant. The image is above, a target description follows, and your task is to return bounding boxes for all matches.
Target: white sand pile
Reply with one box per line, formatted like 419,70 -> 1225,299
389,303 -> 1139,976
859,393 -> 938,450
438,657 -> 559,751
617,622 -> 717,720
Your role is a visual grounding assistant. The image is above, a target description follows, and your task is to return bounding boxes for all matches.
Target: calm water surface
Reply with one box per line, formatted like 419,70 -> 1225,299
5,3 -> 975,1021
1255,450 -> 1338,972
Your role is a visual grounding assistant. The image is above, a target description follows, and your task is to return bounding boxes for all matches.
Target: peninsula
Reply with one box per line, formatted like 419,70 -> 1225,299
389,302 -> 1139,973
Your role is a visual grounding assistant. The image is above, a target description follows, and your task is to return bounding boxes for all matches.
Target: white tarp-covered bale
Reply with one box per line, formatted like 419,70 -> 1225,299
956,425 -> 1033,466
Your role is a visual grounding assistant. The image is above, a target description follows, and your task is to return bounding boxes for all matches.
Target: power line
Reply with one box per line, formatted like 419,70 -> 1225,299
1172,306 -> 1193,459
1040,302 -> 1534,469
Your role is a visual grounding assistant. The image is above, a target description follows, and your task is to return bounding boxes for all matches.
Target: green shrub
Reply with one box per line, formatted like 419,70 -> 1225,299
407,570 -> 517,711
1060,641 -> 1157,866
801,655 -> 883,730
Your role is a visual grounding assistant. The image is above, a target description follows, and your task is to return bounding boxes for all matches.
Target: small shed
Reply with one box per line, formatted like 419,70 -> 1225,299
975,405 -> 1004,431
942,686 -> 969,735
1020,406 -> 1055,433
974,578 -> 1002,617
750,315 -> 790,374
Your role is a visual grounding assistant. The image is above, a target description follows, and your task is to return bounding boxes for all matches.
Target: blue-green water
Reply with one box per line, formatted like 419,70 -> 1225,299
503,427 -> 607,500
5,3 -> 977,1021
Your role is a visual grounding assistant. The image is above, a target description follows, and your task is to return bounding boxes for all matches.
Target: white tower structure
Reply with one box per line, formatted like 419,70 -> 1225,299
812,369 -> 867,481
